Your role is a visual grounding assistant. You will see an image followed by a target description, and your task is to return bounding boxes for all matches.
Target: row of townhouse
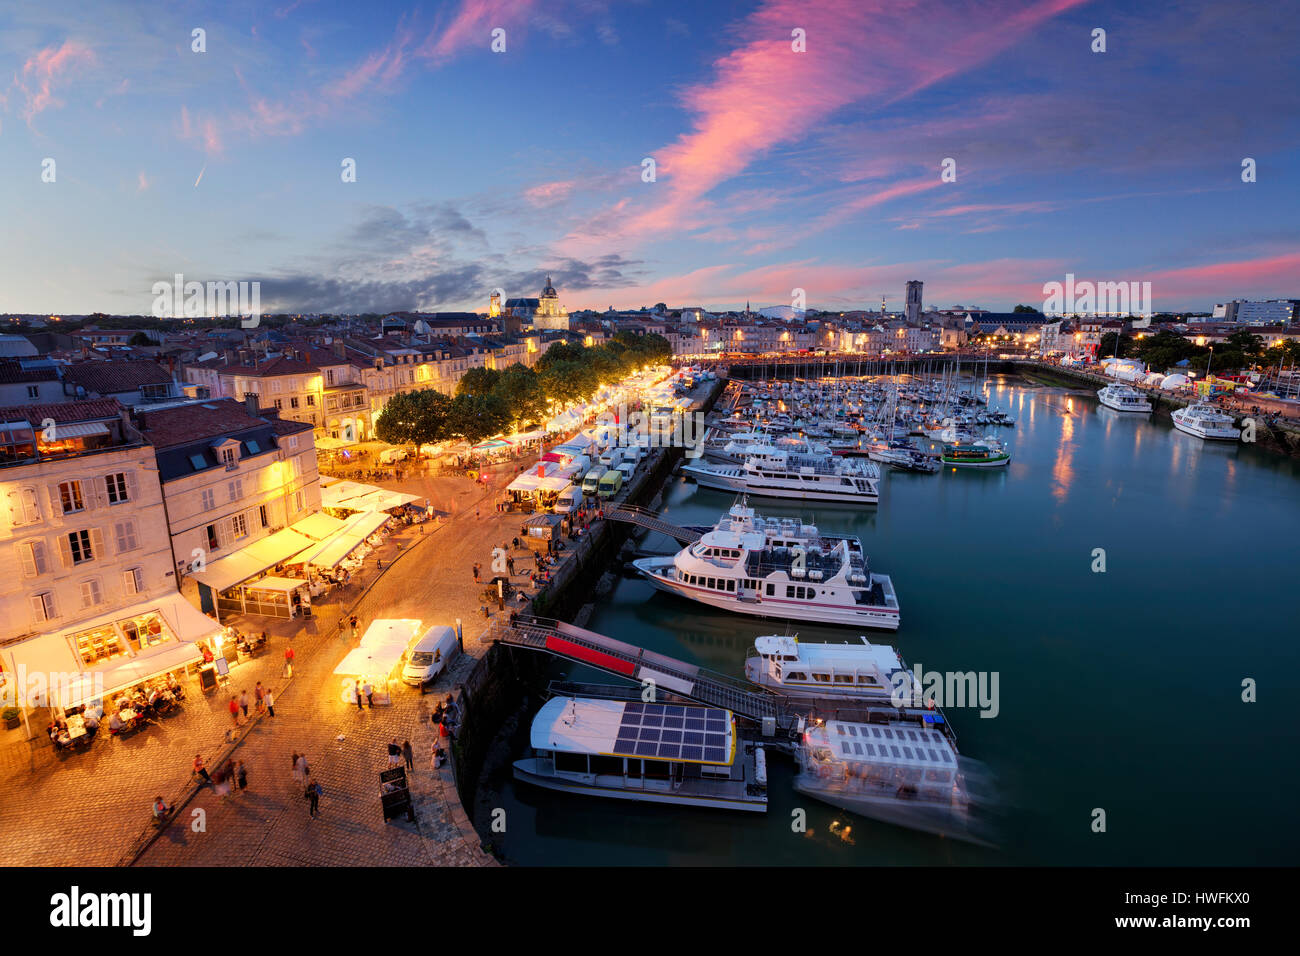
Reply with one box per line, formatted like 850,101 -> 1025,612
0,395 -> 325,717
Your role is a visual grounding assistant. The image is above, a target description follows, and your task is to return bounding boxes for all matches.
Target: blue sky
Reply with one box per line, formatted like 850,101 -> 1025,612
1,0 -> 1297,315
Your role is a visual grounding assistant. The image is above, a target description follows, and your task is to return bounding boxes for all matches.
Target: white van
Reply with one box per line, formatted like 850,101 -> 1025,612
599,446 -> 625,469
378,447 -> 408,464
401,625 -> 458,686
554,486 -> 584,514
616,461 -> 636,484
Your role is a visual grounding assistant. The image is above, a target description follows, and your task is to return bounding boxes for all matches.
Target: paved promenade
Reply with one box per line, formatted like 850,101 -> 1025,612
0,465 -> 547,867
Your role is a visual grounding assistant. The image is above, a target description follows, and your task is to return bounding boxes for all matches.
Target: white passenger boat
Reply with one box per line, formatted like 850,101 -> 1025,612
794,716 -> 988,842
1097,384 -> 1153,413
744,635 -> 910,700
682,450 -> 881,504
513,695 -> 768,812
632,503 -> 900,629
1171,402 -> 1239,440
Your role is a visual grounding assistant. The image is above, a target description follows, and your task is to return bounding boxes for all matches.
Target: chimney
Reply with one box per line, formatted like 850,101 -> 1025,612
332,339 -> 345,358
243,392 -> 260,418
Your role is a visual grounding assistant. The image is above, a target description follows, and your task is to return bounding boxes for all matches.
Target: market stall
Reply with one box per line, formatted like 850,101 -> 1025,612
333,619 -> 422,706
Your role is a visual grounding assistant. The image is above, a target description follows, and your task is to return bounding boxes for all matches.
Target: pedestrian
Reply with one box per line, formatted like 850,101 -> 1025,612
305,776 -> 322,818
235,760 -> 249,792
377,558 -> 383,570
254,681 -> 265,714
362,680 -> 374,707
354,681 -> 364,711
402,739 -> 414,771
472,563 -> 481,583
213,763 -> 231,800
284,644 -> 295,677
291,751 -> 303,785
507,554 -> 515,575
239,689 -> 250,718
430,740 -> 440,772
228,695 -> 240,727
387,739 -> 401,768
350,615 -> 358,635
265,688 -> 275,717
193,753 -> 211,783
295,753 -> 310,783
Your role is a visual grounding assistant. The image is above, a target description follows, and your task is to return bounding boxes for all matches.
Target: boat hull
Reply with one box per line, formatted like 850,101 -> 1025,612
794,777 -> 990,844
633,557 -> 900,630
1172,415 -> 1239,440
681,463 -> 880,504
1097,393 -> 1152,413
513,758 -> 767,813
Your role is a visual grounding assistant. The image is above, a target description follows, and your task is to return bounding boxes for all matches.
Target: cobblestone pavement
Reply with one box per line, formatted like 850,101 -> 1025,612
0,468 -> 539,867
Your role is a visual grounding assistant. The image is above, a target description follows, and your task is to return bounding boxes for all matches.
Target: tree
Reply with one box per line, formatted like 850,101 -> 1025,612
374,389 -> 453,446
456,366 -> 500,398
1097,332 -> 1135,359
1225,330 -> 1263,360
447,392 -> 511,444
494,363 -> 547,428
128,331 -> 158,346
1012,304 -> 1041,314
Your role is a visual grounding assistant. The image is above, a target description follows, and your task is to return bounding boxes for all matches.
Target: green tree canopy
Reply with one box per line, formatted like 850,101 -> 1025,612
373,389 -> 453,445
456,366 -> 501,398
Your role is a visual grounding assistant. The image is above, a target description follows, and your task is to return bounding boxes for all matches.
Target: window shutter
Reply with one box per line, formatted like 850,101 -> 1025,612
30,595 -> 48,623
20,542 -> 38,578
89,528 -> 105,561
22,488 -> 40,523
58,534 -> 74,568
47,485 -> 64,524
31,541 -> 48,575
126,471 -> 138,501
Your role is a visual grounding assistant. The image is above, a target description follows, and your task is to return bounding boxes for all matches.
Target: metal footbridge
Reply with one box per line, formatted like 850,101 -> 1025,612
485,617 -> 782,726
604,504 -> 701,544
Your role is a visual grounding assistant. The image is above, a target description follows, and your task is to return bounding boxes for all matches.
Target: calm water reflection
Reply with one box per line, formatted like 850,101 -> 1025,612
490,378 -> 1300,866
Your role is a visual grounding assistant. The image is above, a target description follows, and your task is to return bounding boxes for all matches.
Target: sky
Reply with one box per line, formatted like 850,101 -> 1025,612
1,0 -> 1297,316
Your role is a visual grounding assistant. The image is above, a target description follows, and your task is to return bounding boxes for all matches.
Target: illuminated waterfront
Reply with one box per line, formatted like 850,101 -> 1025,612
490,377 -> 1300,865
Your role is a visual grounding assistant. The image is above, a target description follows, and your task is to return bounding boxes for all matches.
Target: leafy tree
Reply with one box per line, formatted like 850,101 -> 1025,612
494,363 -> 547,428
448,392 -> 511,444
456,366 -> 501,397
1012,304 -> 1041,314
374,389 -> 453,445
1225,329 -> 1263,359
1097,332 -> 1135,359
128,331 -> 158,346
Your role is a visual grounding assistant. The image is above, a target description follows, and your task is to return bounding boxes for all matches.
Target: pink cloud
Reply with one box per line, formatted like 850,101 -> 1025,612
582,0 -> 1086,250
15,39 -> 95,121
1147,251 -> 1300,301
524,179 -> 577,206
420,0 -> 536,61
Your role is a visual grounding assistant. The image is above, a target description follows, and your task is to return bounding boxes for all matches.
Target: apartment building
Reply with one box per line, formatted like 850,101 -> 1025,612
0,400 -> 219,714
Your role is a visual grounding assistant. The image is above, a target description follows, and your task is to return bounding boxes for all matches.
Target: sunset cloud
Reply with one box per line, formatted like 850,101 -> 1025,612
14,39 -> 95,121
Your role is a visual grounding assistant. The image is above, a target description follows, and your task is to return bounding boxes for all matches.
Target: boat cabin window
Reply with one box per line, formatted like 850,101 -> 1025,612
590,755 -> 624,776
856,675 -> 879,685
726,580 -> 735,592
766,583 -> 775,596
785,671 -> 807,682
643,760 -> 671,780
813,673 -> 831,683
835,674 -> 854,684
624,759 -> 642,777
555,752 -> 588,774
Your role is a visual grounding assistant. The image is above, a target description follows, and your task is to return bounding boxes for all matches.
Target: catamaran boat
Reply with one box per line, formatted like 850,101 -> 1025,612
1171,402 -> 1239,440
1097,383 -> 1153,413
941,436 -> 1011,468
682,450 -> 882,504
513,694 -> 769,812
794,715 -> 987,842
632,503 -> 901,630
744,634 -> 911,700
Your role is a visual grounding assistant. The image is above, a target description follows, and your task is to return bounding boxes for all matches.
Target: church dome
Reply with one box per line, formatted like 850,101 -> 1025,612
541,275 -> 558,298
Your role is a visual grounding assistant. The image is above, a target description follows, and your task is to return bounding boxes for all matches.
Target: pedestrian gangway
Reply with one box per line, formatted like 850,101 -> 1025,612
485,617 -> 784,727
604,504 -> 701,544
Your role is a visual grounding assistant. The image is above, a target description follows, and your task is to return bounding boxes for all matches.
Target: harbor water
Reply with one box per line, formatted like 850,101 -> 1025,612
487,377 -> 1300,865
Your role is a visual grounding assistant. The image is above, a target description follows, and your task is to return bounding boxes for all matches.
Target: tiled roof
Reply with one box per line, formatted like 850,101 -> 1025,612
0,398 -> 122,425
0,358 -> 58,384
135,398 -> 267,448
62,359 -> 173,394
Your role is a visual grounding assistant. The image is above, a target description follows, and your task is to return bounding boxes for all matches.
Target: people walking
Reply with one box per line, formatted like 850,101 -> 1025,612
235,760 -> 249,792
507,554 -> 515,575
362,681 -> 374,708
239,690 -> 250,718
228,695 -> 240,727
402,739 -> 414,771
387,739 -> 401,768
254,682 -> 265,714
213,762 -> 232,800
193,753 -> 211,783
292,751 -> 303,785
265,688 -> 275,717
472,562 -> 481,583
354,682 -> 364,711
284,644 -> 296,677
305,776 -> 322,818
350,615 -> 359,636
295,753 -> 310,784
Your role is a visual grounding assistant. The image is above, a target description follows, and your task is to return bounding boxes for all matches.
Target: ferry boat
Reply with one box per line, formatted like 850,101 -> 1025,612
794,716 -> 985,842
1171,402 -> 1239,440
940,436 -> 1010,468
1097,383 -> 1153,413
513,695 -> 768,813
744,634 -> 911,700
682,451 -> 881,504
632,503 -> 901,630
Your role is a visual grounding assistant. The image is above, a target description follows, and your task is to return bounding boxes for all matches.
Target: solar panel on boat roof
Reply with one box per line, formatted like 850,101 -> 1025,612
614,703 -> 729,762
